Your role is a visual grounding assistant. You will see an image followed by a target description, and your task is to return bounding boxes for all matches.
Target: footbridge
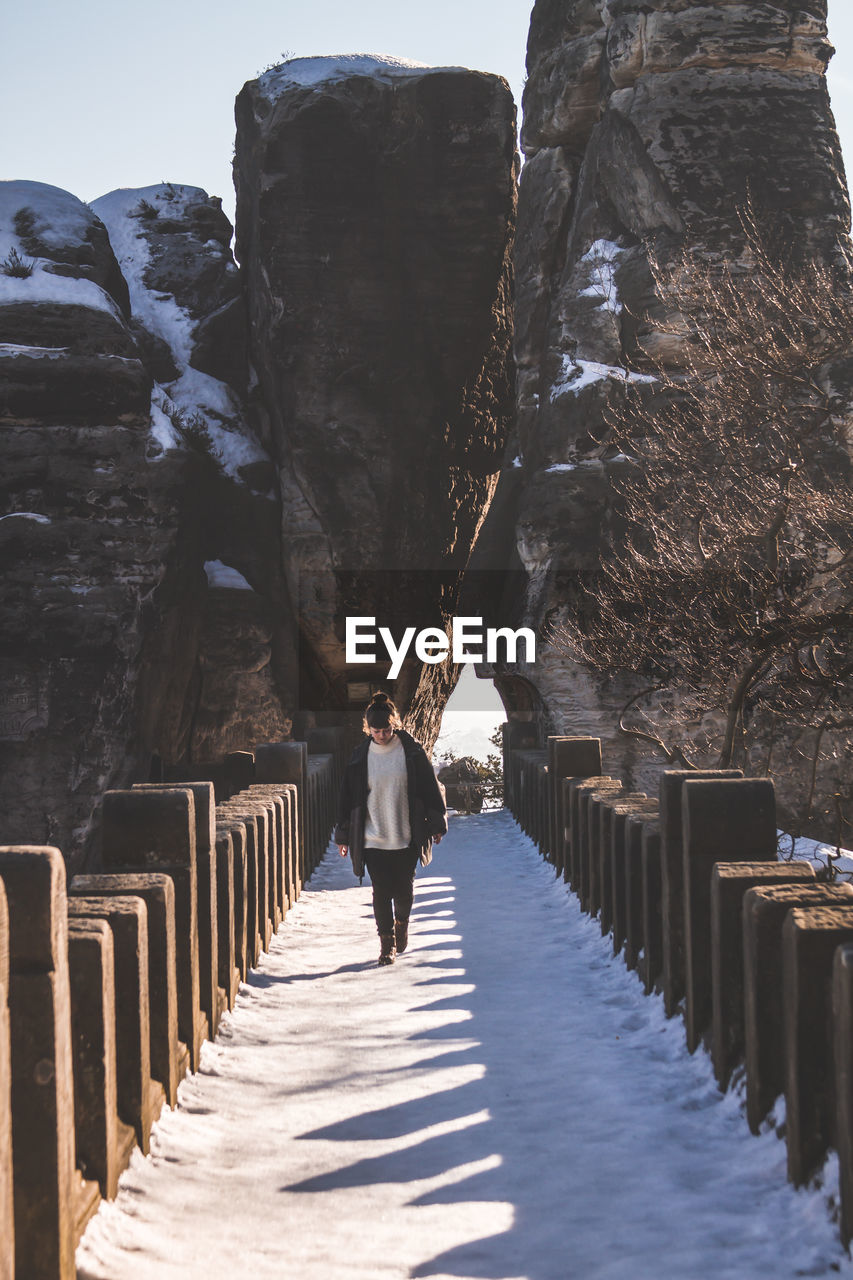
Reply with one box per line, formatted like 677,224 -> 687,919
2,733 -> 853,1277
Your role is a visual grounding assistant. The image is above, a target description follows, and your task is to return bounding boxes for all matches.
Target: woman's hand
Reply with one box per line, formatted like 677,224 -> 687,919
338,844 -> 348,858
433,835 -> 442,845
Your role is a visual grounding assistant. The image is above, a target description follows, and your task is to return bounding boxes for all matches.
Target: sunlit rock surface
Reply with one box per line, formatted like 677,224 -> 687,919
478,0 -> 852,835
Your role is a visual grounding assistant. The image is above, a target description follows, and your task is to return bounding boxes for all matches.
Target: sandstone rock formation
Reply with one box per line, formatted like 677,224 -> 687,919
1,181 -> 178,857
0,181 -> 289,862
233,55 -> 517,748
477,0 -> 853,838
1,60 -> 518,857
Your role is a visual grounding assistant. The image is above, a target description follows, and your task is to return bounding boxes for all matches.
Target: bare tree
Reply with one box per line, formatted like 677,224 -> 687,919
553,207 -> 853,843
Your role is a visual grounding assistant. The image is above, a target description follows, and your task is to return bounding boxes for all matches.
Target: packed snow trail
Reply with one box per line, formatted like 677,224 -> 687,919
77,811 -> 851,1280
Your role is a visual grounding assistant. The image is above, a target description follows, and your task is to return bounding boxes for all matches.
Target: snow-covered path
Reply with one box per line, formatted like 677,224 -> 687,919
77,811 -> 851,1280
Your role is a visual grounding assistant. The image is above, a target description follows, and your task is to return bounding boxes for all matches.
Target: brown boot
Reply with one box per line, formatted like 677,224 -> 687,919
394,919 -> 409,954
378,933 -> 396,966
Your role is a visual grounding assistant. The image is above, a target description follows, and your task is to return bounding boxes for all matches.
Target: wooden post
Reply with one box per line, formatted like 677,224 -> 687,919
710,861 -> 815,1090
582,784 -> 623,916
217,818 -> 249,982
66,918 -> 135,1200
255,742 -> 307,886
621,808 -> 658,971
101,789 -> 204,1070
641,824 -> 663,994
66,897 -> 161,1155
0,846 -> 79,1279
783,905 -> 853,1185
133,782 -> 221,1038
0,881 -> 13,1280
833,943 -> 853,1249
547,738 -> 602,879
219,802 -> 270,956
743,881 -> 853,1134
70,873 -> 182,1105
681,777 -> 776,1051
659,769 -> 743,1017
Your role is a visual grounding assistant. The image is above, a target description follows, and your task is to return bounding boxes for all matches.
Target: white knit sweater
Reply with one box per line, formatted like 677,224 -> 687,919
364,736 -> 411,850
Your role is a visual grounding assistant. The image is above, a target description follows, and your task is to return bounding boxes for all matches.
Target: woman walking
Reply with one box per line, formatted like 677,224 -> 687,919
335,692 -> 448,965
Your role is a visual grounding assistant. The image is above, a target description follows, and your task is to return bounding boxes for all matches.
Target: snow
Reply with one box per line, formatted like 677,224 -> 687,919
510,455 -> 523,468
550,355 -> 657,402
578,239 -> 625,314
257,54 -> 461,99
0,180 -> 95,253
778,830 -> 853,879
149,393 -> 180,453
545,456 -> 633,472
0,512 -> 50,524
0,342 -> 70,358
90,186 -> 198,368
91,187 -> 271,482
77,812 -> 851,1280
0,180 -> 122,317
0,258 -> 121,315
168,366 -> 270,476
204,560 -> 253,591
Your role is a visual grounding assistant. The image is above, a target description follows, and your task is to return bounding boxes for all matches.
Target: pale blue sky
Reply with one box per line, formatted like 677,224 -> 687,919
2,2 -> 852,227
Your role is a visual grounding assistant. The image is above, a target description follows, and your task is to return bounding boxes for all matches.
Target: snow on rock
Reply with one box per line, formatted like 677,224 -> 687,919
148,392 -> 180,453
0,268 -> 122,317
76,812 -> 852,1279
167,366 -> 268,475
0,180 -> 128,315
550,353 -> 657,401
578,238 -> 626,314
203,560 -> 254,591
257,53 -> 463,99
0,343 -> 70,359
0,512 -> 51,524
92,185 -> 270,482
91,186 -> 198,366
0,180 -> 97,257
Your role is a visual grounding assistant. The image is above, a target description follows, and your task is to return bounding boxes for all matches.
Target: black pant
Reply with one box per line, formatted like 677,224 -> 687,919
364,847 -> 419,935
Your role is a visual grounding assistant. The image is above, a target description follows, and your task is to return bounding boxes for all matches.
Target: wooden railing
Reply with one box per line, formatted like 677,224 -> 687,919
504,728 -> 853,1248
0,728 -> 348,1278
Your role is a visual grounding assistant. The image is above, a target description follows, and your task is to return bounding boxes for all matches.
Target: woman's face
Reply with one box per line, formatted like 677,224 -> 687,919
369,724 -> 395,745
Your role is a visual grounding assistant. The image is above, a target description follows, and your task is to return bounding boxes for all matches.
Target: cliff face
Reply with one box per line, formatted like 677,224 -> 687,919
233,56 -> 518,747
481,0 -> 852,832
0,181 -> 288,862
0,181 -> 179,857
90,184 -> 293,774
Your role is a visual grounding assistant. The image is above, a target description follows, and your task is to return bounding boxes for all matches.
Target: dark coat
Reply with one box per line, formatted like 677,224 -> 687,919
334,728 -> 448,879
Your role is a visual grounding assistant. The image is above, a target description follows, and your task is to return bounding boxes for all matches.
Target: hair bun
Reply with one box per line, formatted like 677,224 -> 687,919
364,689 -> 401,731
